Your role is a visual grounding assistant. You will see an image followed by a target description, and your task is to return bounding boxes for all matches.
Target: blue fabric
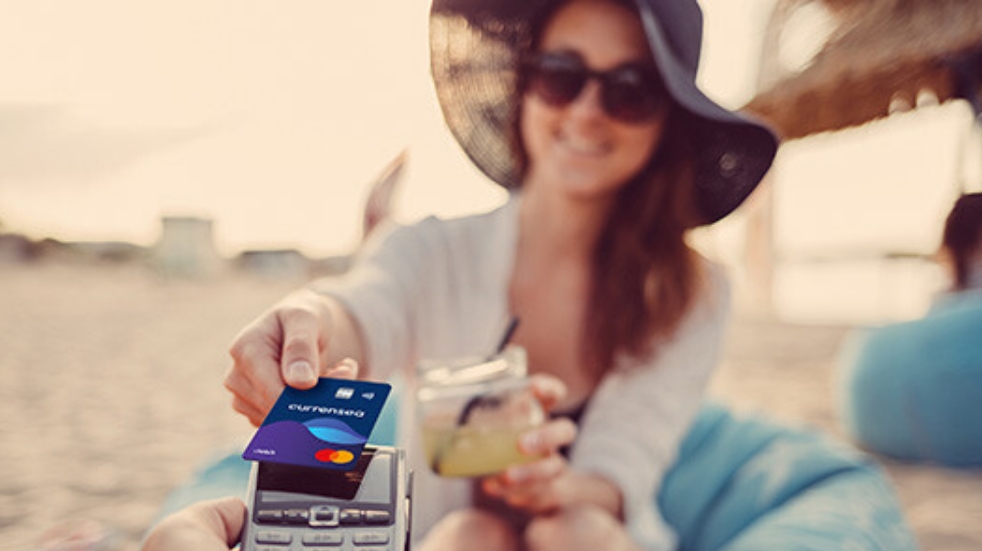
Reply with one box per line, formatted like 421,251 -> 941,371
660,403 -> 917,551
154,402 -> 918,551
837,293 -> 982,467
722,470 -> 918,551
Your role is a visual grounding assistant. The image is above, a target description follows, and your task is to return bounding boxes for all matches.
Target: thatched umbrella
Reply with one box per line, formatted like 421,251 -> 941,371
737,0 -> 982,315
745,0 -> 982,141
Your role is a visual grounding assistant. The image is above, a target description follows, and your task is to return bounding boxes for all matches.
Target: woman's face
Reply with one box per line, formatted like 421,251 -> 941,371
520,0 -> 668,201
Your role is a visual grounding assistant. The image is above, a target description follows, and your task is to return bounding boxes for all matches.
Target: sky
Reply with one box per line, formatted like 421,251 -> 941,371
2,0 -> 980,322
0,0 -> 436,255
0,0 -> 777,257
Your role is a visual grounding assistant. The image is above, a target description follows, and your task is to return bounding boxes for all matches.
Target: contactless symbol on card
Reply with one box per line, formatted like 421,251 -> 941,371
242,378 -> 391,470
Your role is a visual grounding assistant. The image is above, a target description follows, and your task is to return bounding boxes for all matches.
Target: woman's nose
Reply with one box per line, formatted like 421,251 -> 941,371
566,79 -> 607,120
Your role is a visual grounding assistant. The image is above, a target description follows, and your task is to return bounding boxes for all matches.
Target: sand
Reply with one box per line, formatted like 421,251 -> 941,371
1,260 -> 979,550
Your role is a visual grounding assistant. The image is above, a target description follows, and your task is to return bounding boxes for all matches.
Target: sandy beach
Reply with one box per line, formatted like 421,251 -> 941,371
1,260 -> 980,551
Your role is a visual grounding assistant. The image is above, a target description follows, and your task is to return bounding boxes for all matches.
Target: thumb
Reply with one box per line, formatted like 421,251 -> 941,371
277,308 -> 324,389
529,374 -> 567,412
211,497 -> 247,547
189,497 -> 247,547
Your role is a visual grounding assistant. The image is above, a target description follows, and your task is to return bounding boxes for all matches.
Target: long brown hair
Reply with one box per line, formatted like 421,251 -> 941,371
586,111 -> 704,376
513,0 -> 706,379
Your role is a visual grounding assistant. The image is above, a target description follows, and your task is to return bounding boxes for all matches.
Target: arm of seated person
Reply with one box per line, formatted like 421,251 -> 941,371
141,497 -> 245,551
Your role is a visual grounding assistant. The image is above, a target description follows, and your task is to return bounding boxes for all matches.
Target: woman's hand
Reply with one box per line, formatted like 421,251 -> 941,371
480,415 -> 577,513
223,289 -> 363,426
480,374 -> 623,517
141,497 -> 246,551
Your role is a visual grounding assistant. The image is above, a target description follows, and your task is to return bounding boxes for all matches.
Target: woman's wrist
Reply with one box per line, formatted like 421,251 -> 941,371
567,471 -> 624,519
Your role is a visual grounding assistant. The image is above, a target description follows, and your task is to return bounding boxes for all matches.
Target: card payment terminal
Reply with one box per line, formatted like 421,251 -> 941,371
241,446 -> 411,551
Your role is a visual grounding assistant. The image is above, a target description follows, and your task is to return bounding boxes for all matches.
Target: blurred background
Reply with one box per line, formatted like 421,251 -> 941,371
1,0 -> 981,550
2,0 -> 979,323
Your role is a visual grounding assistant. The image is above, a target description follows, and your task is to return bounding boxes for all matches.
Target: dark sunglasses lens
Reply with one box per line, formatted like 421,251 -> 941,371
527,55 -> 587,107
602,67 -> 660,121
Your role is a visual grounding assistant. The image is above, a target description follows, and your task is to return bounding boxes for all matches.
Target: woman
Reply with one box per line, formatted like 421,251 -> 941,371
224,0 -> 777,549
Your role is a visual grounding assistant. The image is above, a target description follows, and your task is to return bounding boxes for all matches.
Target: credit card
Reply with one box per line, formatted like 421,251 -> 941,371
242,378 -> 391,470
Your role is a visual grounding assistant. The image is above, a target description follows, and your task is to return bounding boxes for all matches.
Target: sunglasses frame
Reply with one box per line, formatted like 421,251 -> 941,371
520,51 -> 664,124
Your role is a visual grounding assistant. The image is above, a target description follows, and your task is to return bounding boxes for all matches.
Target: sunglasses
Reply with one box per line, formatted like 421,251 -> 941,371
521,51 -> 664,123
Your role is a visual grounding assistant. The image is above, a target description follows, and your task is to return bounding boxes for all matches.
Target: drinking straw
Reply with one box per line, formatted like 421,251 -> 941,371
492,316 -> 520,357
455,316 -> 521,425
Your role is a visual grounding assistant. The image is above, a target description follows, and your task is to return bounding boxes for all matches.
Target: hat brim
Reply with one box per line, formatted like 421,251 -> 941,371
430,0 -> 779,224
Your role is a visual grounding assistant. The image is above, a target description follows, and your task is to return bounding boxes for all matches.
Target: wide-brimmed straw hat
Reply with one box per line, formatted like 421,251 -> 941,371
429,0 -> 780,225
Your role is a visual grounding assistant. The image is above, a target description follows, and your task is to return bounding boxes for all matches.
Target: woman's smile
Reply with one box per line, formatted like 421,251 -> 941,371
520,0 -> 667,199
556,127 -> 611,157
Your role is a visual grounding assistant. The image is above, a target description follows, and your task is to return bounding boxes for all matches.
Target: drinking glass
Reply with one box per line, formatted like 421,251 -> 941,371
416,346 -> 544,477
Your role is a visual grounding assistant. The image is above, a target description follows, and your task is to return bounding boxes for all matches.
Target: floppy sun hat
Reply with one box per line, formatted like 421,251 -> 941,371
429,0 -> 780,224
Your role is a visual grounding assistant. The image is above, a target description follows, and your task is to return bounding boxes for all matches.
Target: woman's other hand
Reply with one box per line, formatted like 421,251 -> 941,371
480,374 -> 623,518
481,415 -> 577,514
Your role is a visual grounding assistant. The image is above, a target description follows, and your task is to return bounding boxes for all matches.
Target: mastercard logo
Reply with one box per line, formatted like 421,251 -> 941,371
315,448 -> 355,464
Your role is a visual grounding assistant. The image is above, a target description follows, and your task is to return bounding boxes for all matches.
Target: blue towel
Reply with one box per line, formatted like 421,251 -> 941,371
661,403 -> 917,551
837,293 -> 982,467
